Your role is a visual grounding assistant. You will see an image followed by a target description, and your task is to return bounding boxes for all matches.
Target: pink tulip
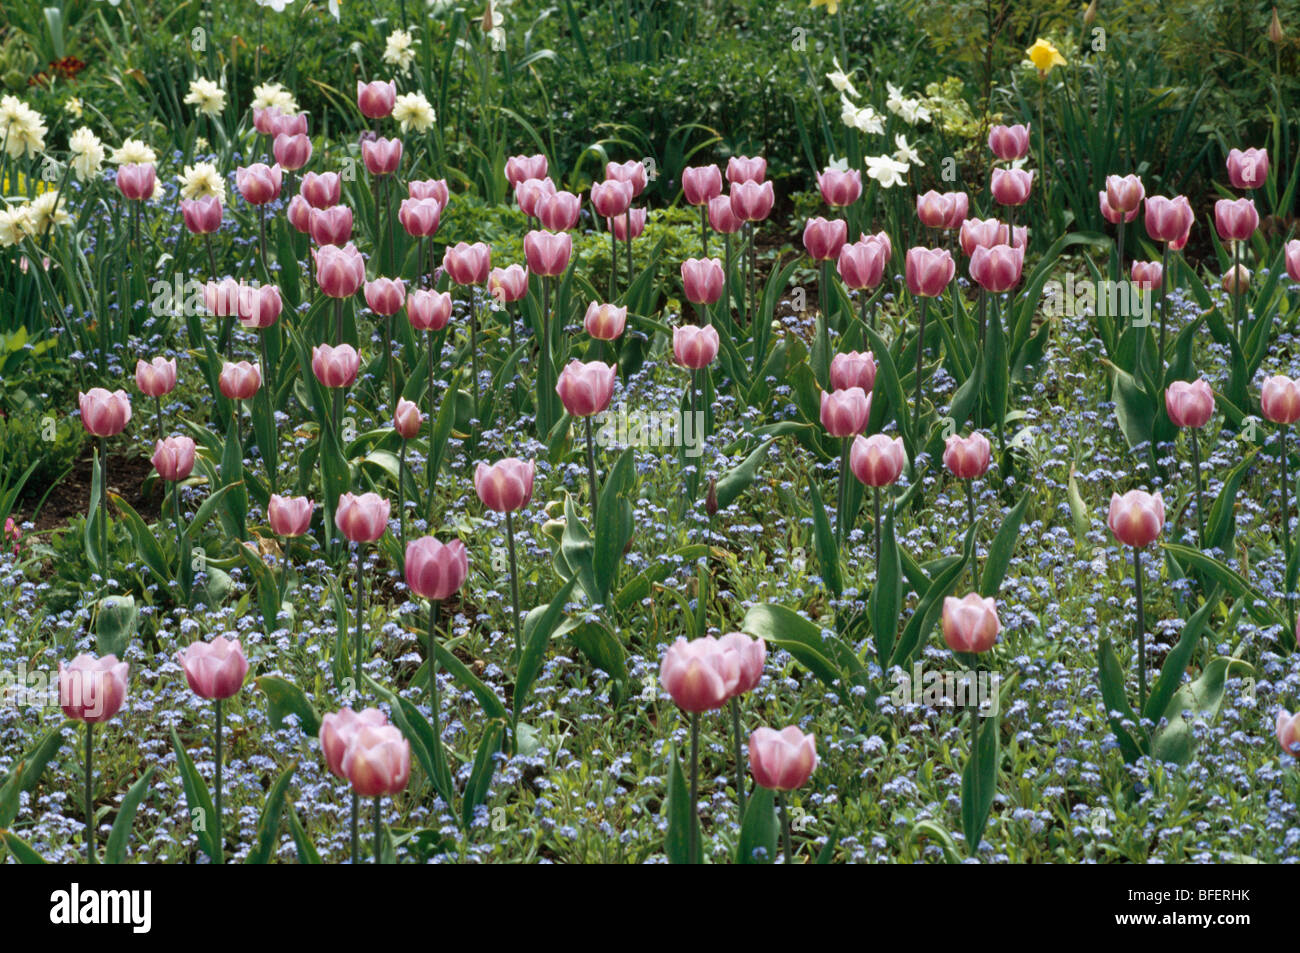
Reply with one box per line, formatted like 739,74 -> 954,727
356,79 -> 397,119
590,179 -> 633,219
443,241 -> 491,285
537,190 -> 581,231
1286,239 -> 1300,281
820,387 -> 870,437
748,726 -> 817,791
659,636 -> 739,712
176,636 -> 249,700
335,491 -> 390,543
205,277 -> 243,316
818,167 -> 862,208
718,632 -> 766,696
1214,197 -> 1259,242
253,106 -> 283,136
991,167 -> 1033,207
1164,378 -> 1214,429
515,177 -> 557,218
987,123 -> 1030,161
219,361 -> 262,400
830,351 -> 876,393
268,111 -> 308,139
236,163 -> 282,205
135,357 -> 177,397
683,164 -> 723,206
1222,264 -> 1251,295
729,180 -> 775,222
555,359 -> 617,417
584,302 -> 627,341
672,324 -> 720,369
707,195 -> 743,234
837,236 -> 887,289
605,159 -> 648,197
365,277 -> 406,316
803,216 -> 848,261
1107,490 -> 1165,547
1105,174 -> 1145,215
726,155 -> 766,184
152,435 -> 196,482
1277,709 -> 1300,755
943,192 -> 970,229
311,343 -> 360,388
268,494 -> 313,537
905,246 -> 955,297
362,137 -> 403,176
941,593 -> 1001,653
1130,260 -> 1163,291
607,208 -> 647,241
916,190 -> 954,229
407,290 -> 453,331
399,197 -> 441,237
79,388 -> 132,437
313,242 -> 366,297
959,217 -> 1002,257
273,133 -> 312,171
320,707 -> 389,779
851,434 -> 906,486
681,257 -> 725,304
474,457 -> 535,513
1144,195 -> 1194,244
1099,191 -> 1136,225
59,653 -> 129,723
309,205 -> 354,246
405,536 -> 469,601
524,229 -> 572,277
342,724 -> 411,796
1227,147 -> 1268,190
969,243 -> 1024,293
943,432 -> 991,479
238,284 -> 283,329
181,196 -> 222,234
287,195 -> 313,233
300,171 -> 341,209
505,153 -> 548,187
393,397 -> 423,439
116,163 -> 156,201
489,265 -> 529,305
1262,375 -> 1300,424
408,178 -> 449,206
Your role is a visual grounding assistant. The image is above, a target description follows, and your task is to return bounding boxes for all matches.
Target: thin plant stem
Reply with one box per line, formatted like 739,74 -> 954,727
913,297 -> 928,435
1190,428 -> 1206,549
397,437 -> 407,545
688,711 -> 701,864
373,796 -> 382,864
214,696 -> 224,863
504,509 -> 522,663
873,486 -> 882,565
837,437 -> 850,547
778,790 -> 794,864
965,479 -> 979,587
1133,545 -> 1147,713
585,415 -> 600,526
729,697 -> 746,818
1283,425 -> 1295,636
84,722 -> 94,864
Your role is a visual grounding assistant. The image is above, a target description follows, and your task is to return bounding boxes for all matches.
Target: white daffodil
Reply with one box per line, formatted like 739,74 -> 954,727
827,57 -> 858,98
865,154 -> 909,189
0,204 -> 29,247
383,29 -> 418,72
893,133 -> 923,168
853,104 -> 884,135
184,78 -> 227,118
328,0 -> 340,20
0,95 -> 48,160
68,127 -> 105,181
825,155 -> 850,172
64,97 -> 84,119
393,92 -> 435,133
255,0 -> 293,10
179,161 -> 226,203
251,82 -> 298,113
27,190 -> 71,234
111,138 -> 158,165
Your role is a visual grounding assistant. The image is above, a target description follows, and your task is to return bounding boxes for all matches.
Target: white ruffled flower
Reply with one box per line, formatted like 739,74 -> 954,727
0,95 -> 48,160
383,29 -> 418,72
111,138 -> 157,165
27,190 -> 71,234
184,78 -> 227,118
179,162 -> 227,203
0,204 -> 30,247
251,82 -> 298,114
865,154 -> 909,189
393,91 -> 435,133
68,127 -> 105,181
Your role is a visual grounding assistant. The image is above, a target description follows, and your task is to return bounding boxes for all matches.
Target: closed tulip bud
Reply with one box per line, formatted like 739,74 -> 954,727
607,208 -> 647,241
850,433 -> 906,486
505,153 -> 548,187
524,229 -> 572,277
707,194 -> 744,234
398,197 -> 441,237
1105,174 -> 1146,214
1164,378 -> 1214,429
116,163 -> 156,201
718,632 -> 766,696
943,192 -> 970,229
443,241 -> 491,286
176,636 -> 249,700
748,726 -> 817,791
1107,489 -> 1165,547
991,167 -> 1033,206
803,216 -> 848,261
1084,0 -> 1098,25
1278,708 -> 1300,755
273,132 -> 312,171
1227,147 -> 1269,190
236,163 -> 282,205
969,243 -> 1025,293
555,359 -> 617,417
1130,260 -> 1163,291
287,194 -> 313,233
537,190 -> 581,231
356,79 -> 397,119
1215,197 -> 1259,242
79,388 -> 132,437
300,171 -> 342,209
830,351 -> 876,393
392,397 -> 423,439
268,112 -> 308,140
589,178 -> 633,218
313,242 -> 366,298
489,265 -> 529,305
959,217 -> 1002,256
660,636 -> 739,711
204,277 -> 243,317
152,436 -> 196,482
362,137 -> 403,176
59,653 -> 129,723
365,277 -> 406,316
335,491 -> 390,543
320,707 -> 389,779
1222,264 -> 1251,295
837,236 -> 887,289
729,179 -> 775,222
584,302 -> 628,340
943,432 -> 991,479
309,205 -> 354,246
605,159 -> 649,197
705,476 -> 718,517
1269,6 -> 1285,43
219,360 -> 262,400
987,123 -> 1031,161
683,164 -> 723,206
135,357 -> 177,397
342,724 -> 411,796
1099,191 -> 1136,225
1261,375 -> 1300,424
311,343 -> 360,388
181,195 -> 223,234
941,593 -> 1001,653
916,190 -> 954,229
407,289 -> 453,331
1285,239 -> 1300,281
408,178 -> 450,206
672,324 -> 720,369
1144,195 -> 1194,244
268,494 -> 314,537
726,155 -> 767,184
515,176 -> 557,218
820,386 -> 870,437
681,257 -> 725,304
253,106 -> 283,136
405,536 -> 468,601
905,246 -> 955,297
238,284 -> 282,329
818,167 -> 862,207
474,457 -> 536,513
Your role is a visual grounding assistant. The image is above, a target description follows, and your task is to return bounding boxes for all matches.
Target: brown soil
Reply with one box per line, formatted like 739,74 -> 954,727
15,445 -> 161,535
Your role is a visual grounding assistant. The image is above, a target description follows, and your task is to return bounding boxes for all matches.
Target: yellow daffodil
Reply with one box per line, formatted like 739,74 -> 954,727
1026,38 -> 1066,76
811,0 -> 840,14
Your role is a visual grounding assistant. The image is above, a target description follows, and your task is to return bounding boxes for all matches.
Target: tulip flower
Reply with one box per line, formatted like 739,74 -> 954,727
748,725 -> 817,862
79,387 -> 131,438
475,456 -> 536,660
152,435 -> 195,483
398,197 -> 441,238
681,257 -> 725,309
942,593 -> 1000,654
850,431 -> 906,561
1226,147 -> 1268,190
311,343 -> 359,389
818,167 -> 862,209
990,167 -> 1033,208
313,242 -> 366,299
726,155 -> 766,184
220,360 -> 262,400
320,706 -> 389,863
707,194 -> 743,234
309,205 -> 354,246
1105,174 -> 1145,215
916,190 -> 955,229
1108,489 -> 1165,709
905,247 -> 955,429
1278,709 -> 1300,756
343,723 -> 411,863
524,229 -> 572,277
237,163 -> 282,206
1144,194 -> 1194,244
673,324 -> 720,370
1264,375 -> 1300,633
272,132 -> 311,171
505,153 -> 548,187
537,190 -> 581,231
590,178 -> 633,220
409,178 -> 450,206
718,631 -> 766,815
135,357 -> 176,441
943,430 -> 992,532
607,207 -> 647,241
181,195 -> 222,235
405,535 -> 467,771
728,179 -> 774,222
821,387 -> 871,543
1215,197 -> 1259,242
237,283 -> 282,329
969,243 -> 1024,294
515,176 -> 557,219
362,137 -> 402,177
987,124 -> 1030,161
557,360 -> 618,521
443,241 -> 492,422
1130,260 -> 1162,292
268,494 -> 313,538
1166,377 -> 1214,546
830,350 -> 876,394
301,171 -> 342,209
357,79 -> 397,119
59,653 -> 129,863
115,163 -> 155,201
336,490 -> 390,728
683,164 -> 723,206
803,216 -> 848,263
584,301 -> 627,341
1286,239 -> 1300,282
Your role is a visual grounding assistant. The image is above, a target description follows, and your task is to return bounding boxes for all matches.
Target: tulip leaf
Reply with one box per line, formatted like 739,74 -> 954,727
736,786 -> 778,864
714,437 -> 775,511
84,450 -> 103,572
741,603 -> 866,697
515,576 -> 579,720
1162,543 -> 1282,629
560,494 -> 600,604
861,322 -> 912,457
979,490 -> 1032,597
219,413 -> 248,540
593,447 -> 635,602
888,523 -> 976,669
1,830 -> 46,864
170,725 -> 222,863
1143,596 -> 1216,725
805,470 -> 842,598
246,762 -> 296,865
1096,636 -> 1146,764
462,723 -> 504,831
367,674 -> 454,810
104,765 -> 156,865
960,709 -> 1000,856
255,675 -> 321,737
287,804 -> 322,864
108,494 -> 171,589
1150,657 -> 1255,766
0,722 -> 69,827
664,743 -> 699,865
94,594 -> 139,661
870,496 -> 902,663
